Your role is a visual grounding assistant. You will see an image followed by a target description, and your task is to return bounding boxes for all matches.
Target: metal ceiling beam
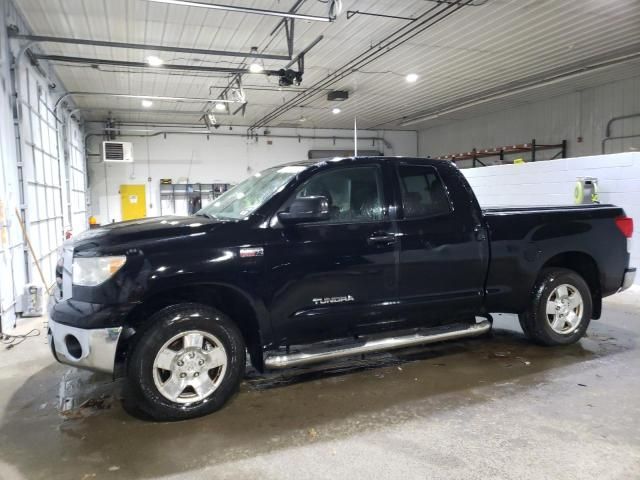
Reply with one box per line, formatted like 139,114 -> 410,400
8,30 -> 291,61
55,92 -> 244,118
60,92 -> 241,105
284,35 -> 323,69
144,0 -> 333,22
249,0 -> 471,131
78,107 -> 213,116
32,53 -> 282,75
270,0 -> 306,36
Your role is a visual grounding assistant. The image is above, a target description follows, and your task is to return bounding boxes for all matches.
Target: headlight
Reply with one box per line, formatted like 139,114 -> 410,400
73,256 -> 126,286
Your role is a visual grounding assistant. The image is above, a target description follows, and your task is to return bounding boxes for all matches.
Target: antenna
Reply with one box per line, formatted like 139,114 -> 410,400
354,117 -> 358,157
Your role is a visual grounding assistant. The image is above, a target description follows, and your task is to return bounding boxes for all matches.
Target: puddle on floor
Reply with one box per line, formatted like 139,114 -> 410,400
55,323 -> 632,419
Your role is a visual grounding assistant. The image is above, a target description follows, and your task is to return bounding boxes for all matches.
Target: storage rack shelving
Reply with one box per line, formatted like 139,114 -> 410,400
159,182 -> 231,216
433,139 -> 567,167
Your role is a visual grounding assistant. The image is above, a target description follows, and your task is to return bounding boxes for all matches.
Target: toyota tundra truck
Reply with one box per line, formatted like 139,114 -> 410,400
49,157 -> 635,420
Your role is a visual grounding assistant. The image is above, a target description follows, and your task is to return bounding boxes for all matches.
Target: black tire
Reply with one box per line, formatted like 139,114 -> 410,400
518,268 -> 592,346
125,303 -> 245,421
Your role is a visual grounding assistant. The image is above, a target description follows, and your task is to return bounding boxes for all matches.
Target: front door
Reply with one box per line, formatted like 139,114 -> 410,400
394,162 -> 488,327
120,184 -> 147,221
264,162 -> 398,345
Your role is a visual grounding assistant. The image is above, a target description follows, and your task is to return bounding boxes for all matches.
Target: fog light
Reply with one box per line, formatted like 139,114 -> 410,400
64,335 -> 82,359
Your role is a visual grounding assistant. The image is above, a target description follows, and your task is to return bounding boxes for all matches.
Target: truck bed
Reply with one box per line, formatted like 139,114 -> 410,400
482,203 -> 622,216
481,203 -> 628,313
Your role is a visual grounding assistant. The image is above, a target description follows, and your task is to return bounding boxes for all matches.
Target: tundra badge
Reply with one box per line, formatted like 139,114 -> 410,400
312,295 -> 355,306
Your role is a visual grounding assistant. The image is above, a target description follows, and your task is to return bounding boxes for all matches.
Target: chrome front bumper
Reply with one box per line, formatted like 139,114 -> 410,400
48,318 -> 122,375
620,268 -> 636,292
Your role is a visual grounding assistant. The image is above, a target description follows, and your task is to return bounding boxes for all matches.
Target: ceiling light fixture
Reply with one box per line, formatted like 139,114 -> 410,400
141,99 -> 153,108
332,107 -> 341,114
144,0 -> 332,22
204,112 -> 219,130
146,55 -> 164,67
249,62 -> 264,74
214,102 -> 227,111
405,73 -> 419,83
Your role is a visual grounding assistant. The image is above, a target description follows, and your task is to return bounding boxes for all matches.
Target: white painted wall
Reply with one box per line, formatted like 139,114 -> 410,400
462,152 -> 640,281
86,128 -> 417,223
418,75 -> 640,167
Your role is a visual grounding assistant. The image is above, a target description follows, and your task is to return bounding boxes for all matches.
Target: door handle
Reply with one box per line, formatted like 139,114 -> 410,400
367,233 -> 397,245
474,225 -> 487,241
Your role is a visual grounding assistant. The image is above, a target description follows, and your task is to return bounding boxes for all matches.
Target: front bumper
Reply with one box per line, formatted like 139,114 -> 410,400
620,267 -> 636,292
48,318 -> 122,375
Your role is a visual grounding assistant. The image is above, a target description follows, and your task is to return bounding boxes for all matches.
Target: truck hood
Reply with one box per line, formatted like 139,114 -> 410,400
72,216 -> 223,252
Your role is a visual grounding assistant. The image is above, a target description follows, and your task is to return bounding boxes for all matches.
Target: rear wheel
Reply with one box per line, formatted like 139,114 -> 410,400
125,303 -> 245,421
519,268 -> 592,346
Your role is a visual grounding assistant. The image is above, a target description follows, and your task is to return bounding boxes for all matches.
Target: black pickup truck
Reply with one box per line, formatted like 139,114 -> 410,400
49,157 -> 635,420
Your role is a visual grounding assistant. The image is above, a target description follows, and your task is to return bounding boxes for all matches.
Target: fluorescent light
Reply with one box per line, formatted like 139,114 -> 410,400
405,73 -> 419,83
332,107 -> 341,114
141,99 -> 153,108
214,102 -> 226,111
249,62 -> 264,74
298,116 -> 306,122
144,0 -> 331,22
146,55 -> 164,67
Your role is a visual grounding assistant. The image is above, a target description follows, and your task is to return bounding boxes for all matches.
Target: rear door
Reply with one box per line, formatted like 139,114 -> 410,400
264,160 -> 399,345
394,161 -> 488,326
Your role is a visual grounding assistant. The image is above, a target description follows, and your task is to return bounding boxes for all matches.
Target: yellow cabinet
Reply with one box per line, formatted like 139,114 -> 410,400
120,184 -> 147,221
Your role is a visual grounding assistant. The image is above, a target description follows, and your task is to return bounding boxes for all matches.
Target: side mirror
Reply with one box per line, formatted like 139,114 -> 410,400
277,196 -> 330,224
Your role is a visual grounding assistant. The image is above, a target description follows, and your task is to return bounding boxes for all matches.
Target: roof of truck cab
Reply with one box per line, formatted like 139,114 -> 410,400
278,156 -> 449,169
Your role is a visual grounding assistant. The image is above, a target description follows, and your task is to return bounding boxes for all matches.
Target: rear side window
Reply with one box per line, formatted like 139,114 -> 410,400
398,165 -> 451,218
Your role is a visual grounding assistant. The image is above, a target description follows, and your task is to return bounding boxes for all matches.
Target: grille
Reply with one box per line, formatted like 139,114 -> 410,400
104,142 -> 124,161
55,257 -> 64,299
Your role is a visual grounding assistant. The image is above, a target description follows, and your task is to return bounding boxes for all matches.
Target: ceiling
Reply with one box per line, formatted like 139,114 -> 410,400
9,0 -> 640,131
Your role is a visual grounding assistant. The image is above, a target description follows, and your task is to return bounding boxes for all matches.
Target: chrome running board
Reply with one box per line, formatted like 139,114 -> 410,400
264,320 -> 491,369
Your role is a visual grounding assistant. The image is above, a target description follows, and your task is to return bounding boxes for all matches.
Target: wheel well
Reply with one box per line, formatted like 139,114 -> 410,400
117,285 -> 264,375
542,252 -> 602,319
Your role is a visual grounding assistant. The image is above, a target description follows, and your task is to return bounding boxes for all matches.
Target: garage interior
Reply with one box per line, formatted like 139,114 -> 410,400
1,0 -> 640,478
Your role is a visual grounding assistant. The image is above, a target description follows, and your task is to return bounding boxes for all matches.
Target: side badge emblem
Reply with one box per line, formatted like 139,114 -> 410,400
239,247 -> 264,258
312,295 -> 355,306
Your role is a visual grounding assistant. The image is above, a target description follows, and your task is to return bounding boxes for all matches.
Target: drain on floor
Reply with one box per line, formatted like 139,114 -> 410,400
57,369 -> 120,419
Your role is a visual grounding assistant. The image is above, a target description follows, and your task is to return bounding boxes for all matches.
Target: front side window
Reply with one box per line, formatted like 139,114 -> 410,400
291,166 -> 385,223
398,165 -> 451,218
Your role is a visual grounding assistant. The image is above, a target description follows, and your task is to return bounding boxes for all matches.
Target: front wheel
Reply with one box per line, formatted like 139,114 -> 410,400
519,268 -> 592,346
125,303 -> 246,421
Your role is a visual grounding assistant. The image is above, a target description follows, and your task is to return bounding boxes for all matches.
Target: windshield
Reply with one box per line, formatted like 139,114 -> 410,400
196,164 -> 308,220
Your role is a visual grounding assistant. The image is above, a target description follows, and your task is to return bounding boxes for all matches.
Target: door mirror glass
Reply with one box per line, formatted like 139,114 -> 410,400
278,196 -> 330,224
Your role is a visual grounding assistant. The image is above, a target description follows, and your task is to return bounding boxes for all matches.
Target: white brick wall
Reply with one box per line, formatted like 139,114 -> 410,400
462,152 -> 640,281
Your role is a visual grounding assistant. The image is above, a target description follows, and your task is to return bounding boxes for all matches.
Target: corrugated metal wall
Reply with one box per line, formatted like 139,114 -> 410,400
418,75 -> 640,167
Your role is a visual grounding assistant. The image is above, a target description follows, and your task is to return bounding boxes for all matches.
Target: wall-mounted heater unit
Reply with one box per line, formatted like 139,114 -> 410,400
103,141 -> 134,163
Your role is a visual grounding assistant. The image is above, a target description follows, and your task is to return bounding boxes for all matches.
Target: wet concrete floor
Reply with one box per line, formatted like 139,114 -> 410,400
0,292 -> 639,479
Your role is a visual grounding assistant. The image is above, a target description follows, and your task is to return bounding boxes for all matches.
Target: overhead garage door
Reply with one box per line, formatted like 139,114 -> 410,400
67,122 -> 88,235
19,68 -> 65,288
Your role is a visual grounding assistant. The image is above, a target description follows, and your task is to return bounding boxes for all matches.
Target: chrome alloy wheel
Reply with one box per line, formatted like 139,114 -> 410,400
546,284 -> 584,334
152,330 -> 228,404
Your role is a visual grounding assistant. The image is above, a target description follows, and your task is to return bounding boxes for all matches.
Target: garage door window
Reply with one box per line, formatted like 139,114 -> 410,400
398,165 -> 451,218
